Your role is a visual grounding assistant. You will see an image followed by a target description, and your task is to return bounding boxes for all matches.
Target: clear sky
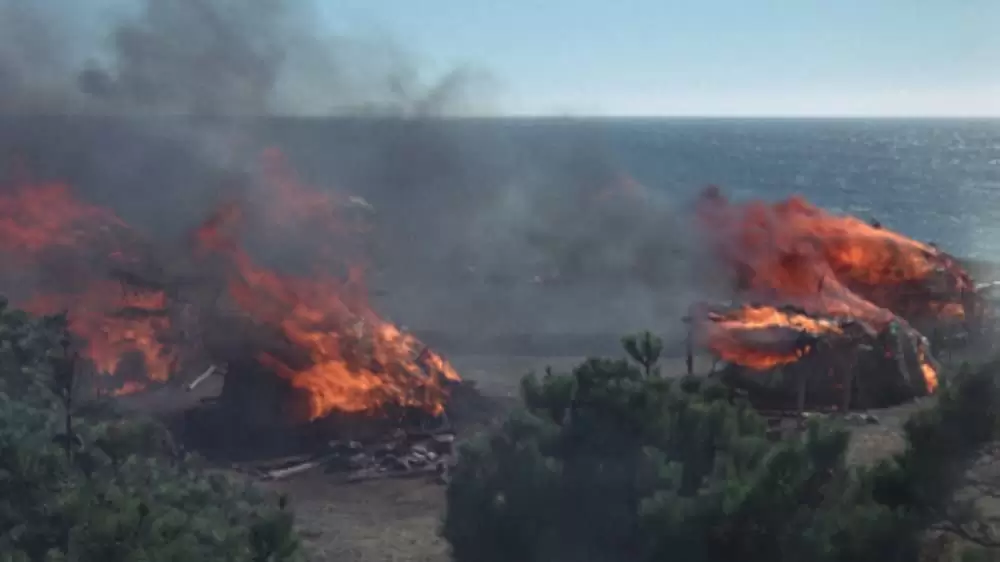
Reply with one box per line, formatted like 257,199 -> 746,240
318,0 -> 999,117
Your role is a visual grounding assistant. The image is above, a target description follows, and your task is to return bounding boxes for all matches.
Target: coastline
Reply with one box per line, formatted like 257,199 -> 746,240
959,257 -> 1000,283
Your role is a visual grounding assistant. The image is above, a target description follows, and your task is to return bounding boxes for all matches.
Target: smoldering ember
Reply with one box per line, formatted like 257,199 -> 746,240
0,152 -> 993,482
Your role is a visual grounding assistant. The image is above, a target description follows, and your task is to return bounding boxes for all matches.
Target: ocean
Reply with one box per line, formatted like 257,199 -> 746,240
600,119 -> 1000,258
6,116 -> 998,254
297,118 -> 1000,336
255,117 -> 1000,255
2,116 -> 998,338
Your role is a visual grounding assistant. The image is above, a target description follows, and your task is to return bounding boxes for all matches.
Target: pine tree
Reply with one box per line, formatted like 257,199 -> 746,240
444,332 -> 1000,562
0,298 -> 304,562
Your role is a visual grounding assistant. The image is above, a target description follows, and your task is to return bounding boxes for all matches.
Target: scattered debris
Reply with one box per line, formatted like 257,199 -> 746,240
762,409 -> 880,441
262,454 -> 339,481
844,412 -> 880,425
250,427 -> 458,484
185,364 -> 219,392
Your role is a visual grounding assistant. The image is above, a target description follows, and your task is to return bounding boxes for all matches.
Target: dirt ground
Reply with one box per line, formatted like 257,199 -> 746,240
264,354 -> 592,562
119,354 -> 596,562
117,343 -> 998,562
109,255 -> 1000,562
107,259 -> 1000,562
248,354 -> 933,562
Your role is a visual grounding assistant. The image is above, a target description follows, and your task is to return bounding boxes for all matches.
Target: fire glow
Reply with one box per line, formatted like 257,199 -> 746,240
195,191 -> 459,421
0,149 -> 460,420
694,187 -> 973,394
0,179 -> 175,393
701,305 -> 844,371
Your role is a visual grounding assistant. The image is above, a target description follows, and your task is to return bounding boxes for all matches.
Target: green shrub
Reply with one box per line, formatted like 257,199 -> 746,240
868,360 -> 1000,556
444,333 -> 1000,562
0,297 -> 302,562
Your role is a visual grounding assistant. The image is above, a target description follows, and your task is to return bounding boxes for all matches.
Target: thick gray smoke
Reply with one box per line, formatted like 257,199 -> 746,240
0,0 -> 491,117
0,0 -> 492,230
381,132 -> 714,341
0,0 -> 710,352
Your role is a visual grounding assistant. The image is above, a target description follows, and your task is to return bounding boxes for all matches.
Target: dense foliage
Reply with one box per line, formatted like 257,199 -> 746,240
444,332 -> 1000,562
0,298 -> 302,562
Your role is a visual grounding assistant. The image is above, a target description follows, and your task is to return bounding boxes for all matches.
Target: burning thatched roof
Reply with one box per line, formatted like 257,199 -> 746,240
690,187 -> 978,397
0,148 -> 459,425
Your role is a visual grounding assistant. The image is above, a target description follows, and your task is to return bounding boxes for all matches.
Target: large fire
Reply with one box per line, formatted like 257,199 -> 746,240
0,180 -> 175,393
697,301 -> 943,392
23,281 -> 175,390
193,154 -> 459,421
701,305 -> 844,370
0,149 -> 460,419
694,187 -> 974,394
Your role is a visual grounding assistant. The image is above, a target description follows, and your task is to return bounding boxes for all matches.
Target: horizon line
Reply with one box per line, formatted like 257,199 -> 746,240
2,111 -> 998,120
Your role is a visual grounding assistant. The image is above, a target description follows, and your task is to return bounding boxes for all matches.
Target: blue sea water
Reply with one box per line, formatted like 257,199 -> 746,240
286,118 -> 1000,333
272,117 -> 1000,258
3,116 -> 998,335
526,119 -> 1000,258
10,116 -> 996,258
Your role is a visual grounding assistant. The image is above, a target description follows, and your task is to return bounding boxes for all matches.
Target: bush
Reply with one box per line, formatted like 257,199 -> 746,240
0,297 -> 302,562
444,332 -> 1000,562
869,360 -> 1000,555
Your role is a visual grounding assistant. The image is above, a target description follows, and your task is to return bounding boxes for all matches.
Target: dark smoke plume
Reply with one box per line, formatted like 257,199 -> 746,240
0,0 -> 708,347
0,0 -> 492,228
0,0 -> 492,117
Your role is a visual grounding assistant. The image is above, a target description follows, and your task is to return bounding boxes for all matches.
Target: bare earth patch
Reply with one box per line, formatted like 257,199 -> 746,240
263,355 -> 565,562
270,476 -> 448,562
248,353 -> 938,562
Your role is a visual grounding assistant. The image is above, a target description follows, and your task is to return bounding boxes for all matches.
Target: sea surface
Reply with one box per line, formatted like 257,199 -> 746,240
599,118 -> 1000,259
2,116 -> 998,336
261,117 -> 1000,257
6,116 -> 998,256
289,118 -> 1000,334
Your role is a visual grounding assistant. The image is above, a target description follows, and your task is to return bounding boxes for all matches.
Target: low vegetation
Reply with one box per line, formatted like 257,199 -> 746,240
444,332 -> 1000,562
0,297 -> 302,561
4,287 -> 1000,562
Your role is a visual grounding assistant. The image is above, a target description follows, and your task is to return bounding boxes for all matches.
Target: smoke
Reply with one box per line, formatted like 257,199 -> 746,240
363,125 -> 718,343
0,0 -> 493,226
0,0 -> 711,352
0,1 -> 88,113
0,0 -> 493,118
433,133 -> 712,338
77,0 -> 284,117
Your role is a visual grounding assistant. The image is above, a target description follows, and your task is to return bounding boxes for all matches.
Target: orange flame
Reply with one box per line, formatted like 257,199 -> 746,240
0,180 -> 174,393
701,305 -> 844,370
708,305 -> 845,334
23,281 -> 174,386
0,151 -> 454,417
195,151 -> 460,421
918,345 -> 939,393
695,187 -> 964,393
0,182 -> 128,255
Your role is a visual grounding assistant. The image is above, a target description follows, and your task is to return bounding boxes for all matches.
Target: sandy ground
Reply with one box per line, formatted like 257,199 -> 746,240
98,238 -> 1000,562
248,354 -> 930,562
130,354 -> 685,561
259,355 -> 633,562
264,355 -> 591,562
118,344 -> 998,562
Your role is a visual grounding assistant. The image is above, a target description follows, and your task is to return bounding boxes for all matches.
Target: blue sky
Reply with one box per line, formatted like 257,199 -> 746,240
318,0 -> 999,117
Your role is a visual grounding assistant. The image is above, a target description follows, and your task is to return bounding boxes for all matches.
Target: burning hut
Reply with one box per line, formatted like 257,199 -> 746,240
191,192 -> 460,426
694,302 -> 938,411
0,149 -> 463,468
691,187 -> 976,411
